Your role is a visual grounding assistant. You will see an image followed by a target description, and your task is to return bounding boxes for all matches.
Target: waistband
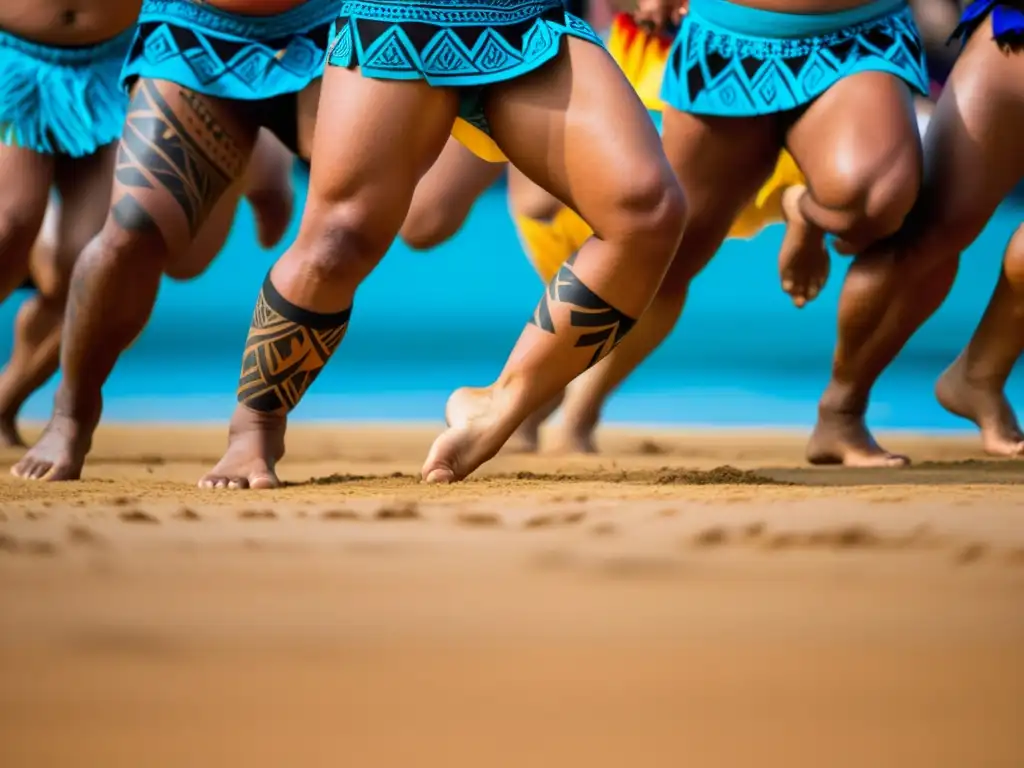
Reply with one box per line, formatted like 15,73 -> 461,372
0,26 -> 134,65
688,0 -> 907,38
137,0 -> 339,38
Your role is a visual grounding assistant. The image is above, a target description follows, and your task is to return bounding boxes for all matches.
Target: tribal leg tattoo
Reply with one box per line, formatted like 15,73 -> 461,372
237,274 -> 352,414
111,80 -> 244,240
528,254 -> 637,369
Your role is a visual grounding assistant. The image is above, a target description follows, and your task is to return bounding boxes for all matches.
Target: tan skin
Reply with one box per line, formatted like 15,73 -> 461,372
0,0 -> 295,449
10,0 -> 314,481
811,13 -> 1024,461
402,133 -> 828,452
200,35 -> 686,489
551,0 -> 922,461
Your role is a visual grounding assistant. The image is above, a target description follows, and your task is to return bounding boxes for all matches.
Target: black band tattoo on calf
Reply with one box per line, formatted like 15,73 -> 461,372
528,254 -> 637,369
114,80 -> 234,236
237,275 -> 352,413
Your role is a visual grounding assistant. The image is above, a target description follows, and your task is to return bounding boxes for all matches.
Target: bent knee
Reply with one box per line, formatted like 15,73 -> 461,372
1003,225 -> 1024,287
297,203 -> 394,286
808,145 -> 921,249
399,207 -> 462,251
0,210 -> 44,261
604,166 -> 687,250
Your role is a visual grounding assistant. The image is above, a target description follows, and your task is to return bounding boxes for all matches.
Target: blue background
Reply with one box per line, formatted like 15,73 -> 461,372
2,175 -> 1021,430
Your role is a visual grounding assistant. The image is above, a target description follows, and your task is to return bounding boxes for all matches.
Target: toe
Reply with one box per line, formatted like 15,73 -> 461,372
424,467 -> 456,484
247,473 -> 278,490
227,477 -> 250,490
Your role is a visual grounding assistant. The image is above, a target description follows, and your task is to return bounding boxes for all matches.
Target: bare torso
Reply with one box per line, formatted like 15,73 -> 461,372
0,0 -> 141,46
204,0 -> 314,15
720,0 -> 892,14
0,0 -> 313,45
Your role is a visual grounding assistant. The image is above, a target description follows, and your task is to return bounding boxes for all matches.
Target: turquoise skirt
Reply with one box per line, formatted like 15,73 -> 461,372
0,29 -> 133,157
120,0 -> 338,100
661,0 -> 929,116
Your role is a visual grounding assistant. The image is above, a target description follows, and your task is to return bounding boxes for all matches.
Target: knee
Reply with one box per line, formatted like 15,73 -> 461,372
295,202 -> 393,288
808,146 -> 921,250
0,209 -> 43,262
1003,225 -> 1024,288
606,165 -> 688,254
399,206 -> 461,251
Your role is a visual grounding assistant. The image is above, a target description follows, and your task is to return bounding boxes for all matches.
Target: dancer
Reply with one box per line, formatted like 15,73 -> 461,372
200,0 -> 686,488
12,0 -> 335,480
402,10 -> 828,451
552,0 -> 929,460
0,1 -> 298,449
808,0 -> 1024,462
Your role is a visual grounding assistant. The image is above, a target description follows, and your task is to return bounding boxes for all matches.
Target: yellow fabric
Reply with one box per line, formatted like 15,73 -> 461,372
514,150 -> 806,281
606,14 -> 670,111
728,150 -> 804,240
450,116 -> 506,163
514,207 -> 593,283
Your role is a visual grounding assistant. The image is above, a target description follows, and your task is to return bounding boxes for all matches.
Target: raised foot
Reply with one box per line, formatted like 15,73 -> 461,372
936,363 -> 1024,457
807,408 -> 909,468
199,406 -> 287,490
778,186 -> 830,308
421,387 -> 507,484
11,414 -> 92,481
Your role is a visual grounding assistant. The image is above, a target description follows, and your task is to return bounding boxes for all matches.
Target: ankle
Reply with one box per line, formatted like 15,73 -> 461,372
818,379 -> 869,417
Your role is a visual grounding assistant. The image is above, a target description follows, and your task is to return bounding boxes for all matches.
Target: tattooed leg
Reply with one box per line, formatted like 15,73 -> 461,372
13,80 -> 255,482
200,275 -> 350,489
421,38 -> 685,482
200,67 -> 458,490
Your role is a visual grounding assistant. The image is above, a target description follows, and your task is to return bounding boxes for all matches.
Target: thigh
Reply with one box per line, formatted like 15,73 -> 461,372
35,144 -> 119,294
295,78 -> 322,162
507,165 -> 562,221
409,137 -> 504,225
485,37 -> 778,246
907,15 -> 1024,254
299,65 -> 459,241
54,145 -> 117,252
0,144 -> 54,238
484,37 -> 670,236
110,79 -> 259,253
786,72 -> 921,222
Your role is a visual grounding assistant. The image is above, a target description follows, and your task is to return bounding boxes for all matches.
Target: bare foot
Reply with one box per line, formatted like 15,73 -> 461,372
422,387 -> 509,484
199,406 -> 287,489
936,360 -> 1024,457
548,423 -> 598,454
11,414 -> 93,481
247,186 -> 294,249
807,403 -> 910,468
505,416 -> 543,454
778,186 -> 830,308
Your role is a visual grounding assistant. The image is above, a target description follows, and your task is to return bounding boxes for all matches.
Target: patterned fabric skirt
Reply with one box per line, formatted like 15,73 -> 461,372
952,0 -> 1024,52
0,28 -> 133,156
121,0 -> 338,100
660,0 -> 929,116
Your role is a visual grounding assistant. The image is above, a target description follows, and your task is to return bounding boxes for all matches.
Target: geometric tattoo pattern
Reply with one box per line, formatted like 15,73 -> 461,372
237,278 -> 351,413
528,254 -> 637,369
114,80 -> 230,236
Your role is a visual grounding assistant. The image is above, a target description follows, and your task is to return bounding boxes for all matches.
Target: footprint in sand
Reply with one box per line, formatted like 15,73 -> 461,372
322,508 -> 361,521
119,509 -> 160,524
173,507 -> 202,521
456,511 -> 502,527
238,509 -> 277,520
375,501 -> 420,521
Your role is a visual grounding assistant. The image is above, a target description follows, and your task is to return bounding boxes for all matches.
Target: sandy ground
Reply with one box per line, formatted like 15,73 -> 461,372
0,424 -> 1022,768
